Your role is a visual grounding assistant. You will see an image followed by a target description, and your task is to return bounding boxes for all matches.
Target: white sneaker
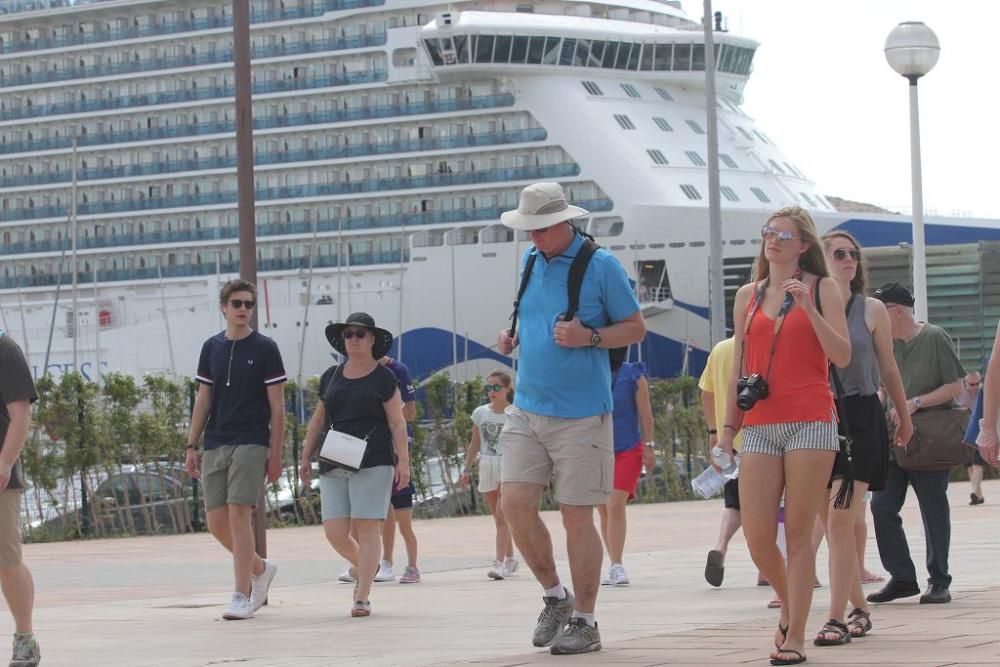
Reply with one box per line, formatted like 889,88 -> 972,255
503,557 -> 519,577
222,592 -> 254,620
487,560 -> 506,580
250,559 -> 278,611
601,563 -> 629,586
374,559 -> 395,582
338,566 -> 357,583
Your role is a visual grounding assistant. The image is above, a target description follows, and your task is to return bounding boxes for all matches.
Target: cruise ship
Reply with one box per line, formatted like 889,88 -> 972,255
2,0 -> 999,383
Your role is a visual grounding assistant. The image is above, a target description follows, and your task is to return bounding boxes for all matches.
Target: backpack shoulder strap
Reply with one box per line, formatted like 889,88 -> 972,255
509,249 -> 538,338
565,239 -> 598,321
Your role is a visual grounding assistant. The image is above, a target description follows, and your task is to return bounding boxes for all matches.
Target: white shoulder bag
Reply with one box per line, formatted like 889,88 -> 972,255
319,429 -> 369,470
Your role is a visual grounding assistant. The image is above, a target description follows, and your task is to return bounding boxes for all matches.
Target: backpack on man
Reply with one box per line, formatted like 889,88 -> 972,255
508,232 -> 628,372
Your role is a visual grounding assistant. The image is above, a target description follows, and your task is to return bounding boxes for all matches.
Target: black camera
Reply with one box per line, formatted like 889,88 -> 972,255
736,374 -> 769,411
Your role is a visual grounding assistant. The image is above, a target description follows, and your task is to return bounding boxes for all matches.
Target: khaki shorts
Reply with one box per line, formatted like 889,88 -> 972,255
202,444 -> 270,512
0,490 -> 23,568
477,454 -> 503,494
500,406 -> 613,506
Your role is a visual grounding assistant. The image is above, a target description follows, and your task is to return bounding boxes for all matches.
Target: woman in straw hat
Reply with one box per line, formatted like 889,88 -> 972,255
300,312 -> 410,617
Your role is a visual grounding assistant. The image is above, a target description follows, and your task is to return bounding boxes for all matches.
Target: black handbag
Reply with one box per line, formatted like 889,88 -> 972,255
893,406 -> 971,472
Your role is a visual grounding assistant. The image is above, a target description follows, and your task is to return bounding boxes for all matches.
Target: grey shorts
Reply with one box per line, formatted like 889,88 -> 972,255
742,419 -> 840,458
319,466 -> 394,521
500,406 -> 613,506
201,444 -> 270,512
0,490 -> 22,568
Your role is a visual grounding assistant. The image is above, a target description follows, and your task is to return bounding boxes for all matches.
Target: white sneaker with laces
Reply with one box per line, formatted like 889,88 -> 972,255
250,559 -> 278,611
601,563 -> 629,586
338,566 -> 357,583
222,592 -> 254,620
487,560 -> 505,580
503,557 -> 519,577
374,559 -> 395,582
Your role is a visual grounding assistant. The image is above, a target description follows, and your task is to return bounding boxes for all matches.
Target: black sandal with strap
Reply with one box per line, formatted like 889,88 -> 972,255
847,607 -> 872,637
770,648 -> 807,666
813,618 -> 851,646
774,623 -> 789,649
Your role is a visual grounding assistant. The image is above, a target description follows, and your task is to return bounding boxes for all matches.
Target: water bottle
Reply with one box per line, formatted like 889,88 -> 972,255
711,446 -> 739,478
691,466 -> 725,499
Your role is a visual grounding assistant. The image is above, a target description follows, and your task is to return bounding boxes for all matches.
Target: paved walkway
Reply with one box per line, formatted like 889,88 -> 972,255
11,480 -> 1000,666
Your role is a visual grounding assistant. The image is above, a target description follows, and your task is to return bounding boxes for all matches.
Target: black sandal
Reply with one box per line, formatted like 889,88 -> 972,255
813,618 -> 851,646
847,607 -> 872,637
770,648 -> 807,665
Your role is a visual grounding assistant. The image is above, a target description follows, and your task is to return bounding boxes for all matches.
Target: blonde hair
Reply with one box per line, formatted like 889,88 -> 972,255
753,206 -> 830,281
822,231 -> 868,295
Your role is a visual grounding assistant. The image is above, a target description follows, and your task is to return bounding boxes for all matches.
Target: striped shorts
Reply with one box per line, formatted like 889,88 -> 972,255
742,418 -> 839,458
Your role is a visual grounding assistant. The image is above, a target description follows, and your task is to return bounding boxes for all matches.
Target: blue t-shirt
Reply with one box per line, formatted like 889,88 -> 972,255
612,362 -> 645,452
384,357 -> 416,495
196,330 -> 287,449
513,234 -> 641,418
964,354 -> 990,445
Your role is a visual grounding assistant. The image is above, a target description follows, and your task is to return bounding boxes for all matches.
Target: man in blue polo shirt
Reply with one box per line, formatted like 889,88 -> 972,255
185,279 -> 287,621
497,182 -> 645,655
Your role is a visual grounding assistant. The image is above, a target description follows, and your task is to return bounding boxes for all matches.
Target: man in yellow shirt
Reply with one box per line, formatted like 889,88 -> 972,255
698,337 -> 744,587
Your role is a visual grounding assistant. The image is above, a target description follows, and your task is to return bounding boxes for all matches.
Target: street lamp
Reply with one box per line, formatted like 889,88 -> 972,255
885,21 -> 940,322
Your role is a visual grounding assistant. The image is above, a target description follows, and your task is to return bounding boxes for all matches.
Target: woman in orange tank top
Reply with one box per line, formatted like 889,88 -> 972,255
716,206 -> 851,666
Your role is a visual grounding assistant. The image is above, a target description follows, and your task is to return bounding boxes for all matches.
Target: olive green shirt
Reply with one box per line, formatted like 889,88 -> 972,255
892,323 -> 965,401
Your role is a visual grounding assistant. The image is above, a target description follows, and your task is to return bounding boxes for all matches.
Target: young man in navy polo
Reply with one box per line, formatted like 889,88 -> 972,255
185,279 -> 287,620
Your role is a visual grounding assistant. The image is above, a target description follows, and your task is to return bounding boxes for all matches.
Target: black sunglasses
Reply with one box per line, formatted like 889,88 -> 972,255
342,329 -> 369,340
229,299 -> 256,309
831,248 -> 862,262
484,383 -> 505,393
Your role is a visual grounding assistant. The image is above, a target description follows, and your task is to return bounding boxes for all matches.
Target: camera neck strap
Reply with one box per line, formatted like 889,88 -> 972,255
738,275 -> 797,382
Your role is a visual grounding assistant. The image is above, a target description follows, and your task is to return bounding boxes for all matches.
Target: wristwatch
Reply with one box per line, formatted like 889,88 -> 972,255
643,441 -> 656,449
912,397 -> 923,409
589,327 -> 602,348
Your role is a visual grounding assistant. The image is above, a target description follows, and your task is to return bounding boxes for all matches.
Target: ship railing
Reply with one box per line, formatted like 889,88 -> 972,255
0,34 -> 387,89
2,128 -> 546,188
0,251 -> 411,290
638,286 -> 673,305
0,163 -> 581,223
0,94 -> 517,156
0,0 -> 386,54
1,198 -> 613,257
0,70 -> 389,122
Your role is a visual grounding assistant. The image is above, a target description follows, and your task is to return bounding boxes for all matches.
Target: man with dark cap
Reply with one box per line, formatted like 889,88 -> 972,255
867,283 -> 964,605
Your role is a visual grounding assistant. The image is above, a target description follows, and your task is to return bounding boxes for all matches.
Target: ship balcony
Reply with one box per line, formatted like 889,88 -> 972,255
0,0 -> 385,54
0,198 -> 614,258
0,69 -> 389,122
0,93 -> 516,156
0,162 -> 583,223
0,250 -> 408,291
1,128 -> 547,189
0,34 -> 387,89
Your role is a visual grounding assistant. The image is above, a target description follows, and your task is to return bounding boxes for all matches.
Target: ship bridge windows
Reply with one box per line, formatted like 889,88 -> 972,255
646,149 -> 668,166
581,81 -> 603,96
685,151 -> 706,167
799,193 -> 816,207
621,84 -> 641,98
768,160 -> 786,175
719,154 -> 739,169
654,87 -> 674,102
685,119 -> 706,135
750,187 -> 771,203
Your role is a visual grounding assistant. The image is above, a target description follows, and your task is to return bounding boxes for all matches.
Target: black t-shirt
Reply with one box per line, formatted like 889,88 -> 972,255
318,363 -> 398,472
196,330 -> 287,449
0,333 -> 38,490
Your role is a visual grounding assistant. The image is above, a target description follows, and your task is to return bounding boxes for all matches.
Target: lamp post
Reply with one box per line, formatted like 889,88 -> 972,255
885,22 -> 940,322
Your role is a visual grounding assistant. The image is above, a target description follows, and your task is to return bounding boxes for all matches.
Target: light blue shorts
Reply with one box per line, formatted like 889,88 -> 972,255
319,466 -> 394,521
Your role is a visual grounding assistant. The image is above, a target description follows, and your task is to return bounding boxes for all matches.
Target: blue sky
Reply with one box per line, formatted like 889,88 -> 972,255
712,0 -> 998,218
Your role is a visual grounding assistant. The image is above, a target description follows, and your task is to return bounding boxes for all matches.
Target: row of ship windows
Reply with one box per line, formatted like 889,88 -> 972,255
642,142 -> 804,179
0,86 -> 506,154
423,35 -> 754,75
668,181 -> 830,210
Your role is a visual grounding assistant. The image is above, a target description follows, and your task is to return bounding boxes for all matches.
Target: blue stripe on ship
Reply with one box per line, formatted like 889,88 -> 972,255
832,218 -> 1000,246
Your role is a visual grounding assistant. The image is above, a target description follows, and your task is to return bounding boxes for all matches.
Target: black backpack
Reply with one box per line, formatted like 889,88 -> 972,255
509,234 -> 628,372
